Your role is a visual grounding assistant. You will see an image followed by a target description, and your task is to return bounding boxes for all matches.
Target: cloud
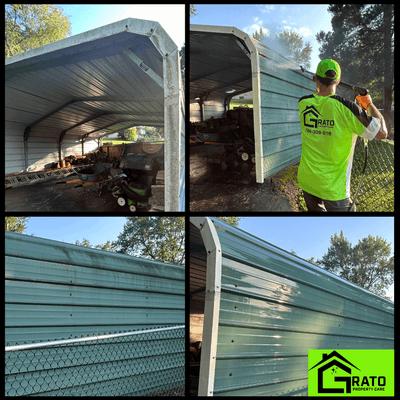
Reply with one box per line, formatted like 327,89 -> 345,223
282,25 -> 313,38
261,5 -> 275,13
243,24 -> 270,37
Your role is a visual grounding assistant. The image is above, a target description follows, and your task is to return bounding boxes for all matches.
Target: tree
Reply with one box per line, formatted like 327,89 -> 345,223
190,5 -> 197,17
5,217 -> 29,233
180,43 -> 185,87
276,30 -> 312,70
253,28 -> 312,70
124,127 -> 138,141
252,28 -> 268,42
112,217 -> 185,265
142,126 -> 164,142
317,231 -> 393,300
316,4 -> 393,129
5,4 -> 71,58
216,217 -> 242,227
75,238 -> 113,251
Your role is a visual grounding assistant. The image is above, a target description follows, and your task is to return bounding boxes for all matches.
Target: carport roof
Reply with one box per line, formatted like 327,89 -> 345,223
5,18 -> 177,142
190,24 -> 254,102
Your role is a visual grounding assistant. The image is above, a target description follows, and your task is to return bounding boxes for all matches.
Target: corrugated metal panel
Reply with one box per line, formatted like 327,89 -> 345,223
189,25 -> 315,183
5,231 -> 185,396
254,41 -> 315,180
5,231 -> 185,345
190,217 -> 394,396
5,18 -> 184,211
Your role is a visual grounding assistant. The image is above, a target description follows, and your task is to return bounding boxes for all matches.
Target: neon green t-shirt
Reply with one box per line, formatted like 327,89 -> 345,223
298,93 -> 379,201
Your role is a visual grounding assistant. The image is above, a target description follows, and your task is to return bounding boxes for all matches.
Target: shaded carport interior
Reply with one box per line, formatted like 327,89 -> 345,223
5,17 -> 184,211
190,26 -> 253,121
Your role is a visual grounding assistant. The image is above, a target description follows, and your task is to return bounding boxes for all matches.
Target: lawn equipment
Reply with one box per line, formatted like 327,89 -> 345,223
58,144 -> 164,211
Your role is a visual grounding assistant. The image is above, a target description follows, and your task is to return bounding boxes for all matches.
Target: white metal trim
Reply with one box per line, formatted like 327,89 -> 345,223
5,325 -> 185,352
190,24 -> 264,182
191,217 -> 222,396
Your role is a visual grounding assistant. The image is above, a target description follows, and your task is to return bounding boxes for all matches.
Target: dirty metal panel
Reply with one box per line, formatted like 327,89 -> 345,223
5,17 -> 182,204
5,231 -> 185,395
203,218 -> 394,396
5,231 -> 185,345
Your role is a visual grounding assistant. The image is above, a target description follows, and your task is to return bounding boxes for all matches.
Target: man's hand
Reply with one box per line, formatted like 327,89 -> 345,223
356,94 -> 372,110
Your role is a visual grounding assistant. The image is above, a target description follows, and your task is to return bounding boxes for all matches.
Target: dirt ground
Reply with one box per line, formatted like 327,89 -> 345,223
5,175 -> 152,213
189,147 -> 303,212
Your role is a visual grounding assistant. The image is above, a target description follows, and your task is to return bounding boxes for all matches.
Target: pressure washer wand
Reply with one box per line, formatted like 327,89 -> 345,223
300,66 -> 369,96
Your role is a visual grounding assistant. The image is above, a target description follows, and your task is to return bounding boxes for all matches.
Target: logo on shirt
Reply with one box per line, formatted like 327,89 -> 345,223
302,105 -> 335,129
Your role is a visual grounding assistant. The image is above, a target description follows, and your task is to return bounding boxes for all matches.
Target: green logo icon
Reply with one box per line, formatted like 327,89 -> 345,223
308,350 -> 394,396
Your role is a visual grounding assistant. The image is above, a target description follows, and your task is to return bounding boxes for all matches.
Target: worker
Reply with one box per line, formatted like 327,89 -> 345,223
298,59 -> 387,212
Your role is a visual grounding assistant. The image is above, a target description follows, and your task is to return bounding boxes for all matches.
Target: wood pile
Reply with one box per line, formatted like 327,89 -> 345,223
189,340 -> 202,363
149,170 -> 164,211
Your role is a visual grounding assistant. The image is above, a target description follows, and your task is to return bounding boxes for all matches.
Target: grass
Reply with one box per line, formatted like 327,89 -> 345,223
272,140 -> 394,212
229,99 -> 253,109
102,140 -> 134,145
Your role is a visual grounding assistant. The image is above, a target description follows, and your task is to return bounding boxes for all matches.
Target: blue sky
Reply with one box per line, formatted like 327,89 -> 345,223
238,216 -> 394,300
191,4 -> 333,73
56,4 -> 185,49
24,217 -> 128,247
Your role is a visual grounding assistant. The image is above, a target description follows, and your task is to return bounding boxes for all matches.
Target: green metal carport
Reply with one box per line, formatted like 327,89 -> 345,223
5,17 -> 185,211
190,217 -> 394,396
190,24 -> 315,183
5,231 -> 185,395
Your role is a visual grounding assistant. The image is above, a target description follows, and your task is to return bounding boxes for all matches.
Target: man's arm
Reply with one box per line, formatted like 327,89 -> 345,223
367,102 -> 388,140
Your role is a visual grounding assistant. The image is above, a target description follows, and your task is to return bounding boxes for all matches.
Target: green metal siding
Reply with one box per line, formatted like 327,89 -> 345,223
203,218 -> 394,396
5,231 -> 185,395
254,43 -> 315,180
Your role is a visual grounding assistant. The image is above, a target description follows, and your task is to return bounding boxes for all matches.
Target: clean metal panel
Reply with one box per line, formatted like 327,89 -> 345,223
191,217 -> 394,396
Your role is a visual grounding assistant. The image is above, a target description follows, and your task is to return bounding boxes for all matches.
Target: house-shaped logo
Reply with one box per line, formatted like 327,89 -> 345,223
309,350 -> 361,394
302,105 -> 322,129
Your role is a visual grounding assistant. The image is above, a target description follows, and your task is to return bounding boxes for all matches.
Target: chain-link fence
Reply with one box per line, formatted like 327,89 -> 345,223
298,138 -> 394,212
350,138 -> 394,212
5,326 -> 185,397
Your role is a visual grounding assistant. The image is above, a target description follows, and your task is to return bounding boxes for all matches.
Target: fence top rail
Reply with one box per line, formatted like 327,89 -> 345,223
5,325 -> 185,352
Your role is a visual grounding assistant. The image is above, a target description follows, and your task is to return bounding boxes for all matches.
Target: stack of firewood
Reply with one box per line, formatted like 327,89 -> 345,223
189,341 -> 202,363
149,170 -> 165,211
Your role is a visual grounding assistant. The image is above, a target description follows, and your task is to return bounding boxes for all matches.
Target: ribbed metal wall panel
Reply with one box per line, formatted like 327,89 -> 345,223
4,122 -> 98,173
254,43 -> 314,180
5,231 -> 185,395
5,231 -> 185,345
191,218 -> 394,396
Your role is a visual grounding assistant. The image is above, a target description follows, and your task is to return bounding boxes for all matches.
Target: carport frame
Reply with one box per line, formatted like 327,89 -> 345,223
6,18 -> 184,211
190,25 -> 264,181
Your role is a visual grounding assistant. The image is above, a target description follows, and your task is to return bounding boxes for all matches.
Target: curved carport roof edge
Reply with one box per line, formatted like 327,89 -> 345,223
189,24 -> 264,180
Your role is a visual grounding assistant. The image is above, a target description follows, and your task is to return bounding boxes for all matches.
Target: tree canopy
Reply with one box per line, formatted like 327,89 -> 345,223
316,230 -> 393,300
111,217 -> 185,265
253,27 -> 312,70
5,217 -> 29,233
5,4 -> 71,58
316,4 -> 393,127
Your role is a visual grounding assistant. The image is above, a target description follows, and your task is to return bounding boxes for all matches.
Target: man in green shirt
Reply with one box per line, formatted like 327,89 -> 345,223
298,59 -> 388,212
